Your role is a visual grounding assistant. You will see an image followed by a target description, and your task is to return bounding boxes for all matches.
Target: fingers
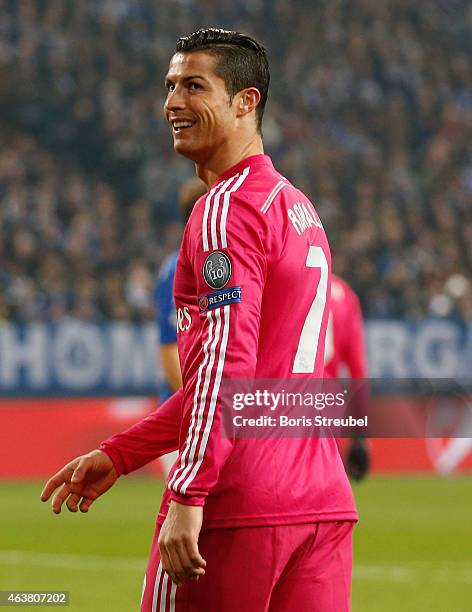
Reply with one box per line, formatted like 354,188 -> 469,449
40,466 -> 73,502
66,493 -> 81,513
62,491 -> 97,514
40,479 -> 56,503
78,496 -> 95,513
40,455 -> 91,504
159,543 -> 182,586
184,538 -> 206,573
71,457 -> 89,483
51,485 -> 97,515
176,541 -> 203,582
159,537 -> 206,586
51,483 -> 72,514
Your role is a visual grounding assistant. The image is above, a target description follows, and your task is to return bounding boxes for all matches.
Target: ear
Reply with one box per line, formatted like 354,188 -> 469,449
236,87 -> 261,119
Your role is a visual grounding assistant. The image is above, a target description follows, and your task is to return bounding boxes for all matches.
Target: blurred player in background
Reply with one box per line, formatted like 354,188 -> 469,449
325,274 -> 370,481
155,178 -> 207,476
42,28 -> 357,611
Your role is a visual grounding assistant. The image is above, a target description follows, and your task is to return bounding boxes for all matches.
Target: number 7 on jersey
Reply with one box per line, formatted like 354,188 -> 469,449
292,245 -> 329,373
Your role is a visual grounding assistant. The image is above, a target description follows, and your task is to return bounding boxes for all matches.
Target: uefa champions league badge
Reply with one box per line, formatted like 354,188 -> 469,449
198,286 -> 242,312
203,250 -> 232,289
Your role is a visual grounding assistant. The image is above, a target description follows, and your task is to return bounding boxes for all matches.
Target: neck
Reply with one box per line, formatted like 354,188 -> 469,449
196,133 -> 264,187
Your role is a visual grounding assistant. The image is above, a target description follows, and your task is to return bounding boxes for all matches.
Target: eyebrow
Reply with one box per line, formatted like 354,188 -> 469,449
165,75 -> 208,86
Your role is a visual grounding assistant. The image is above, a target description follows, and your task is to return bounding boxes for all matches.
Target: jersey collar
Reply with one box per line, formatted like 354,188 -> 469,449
213,154 -> 274,186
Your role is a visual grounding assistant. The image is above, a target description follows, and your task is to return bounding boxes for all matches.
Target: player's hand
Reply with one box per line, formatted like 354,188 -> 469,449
158,501 -> 206,586
40,450 -> 119,514
346,438 -> 370,482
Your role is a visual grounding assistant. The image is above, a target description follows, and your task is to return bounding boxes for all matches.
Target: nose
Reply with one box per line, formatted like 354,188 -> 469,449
164,85 -> 185,114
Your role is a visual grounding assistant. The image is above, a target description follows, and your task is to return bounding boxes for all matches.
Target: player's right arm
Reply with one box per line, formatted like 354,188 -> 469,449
41,388 -> 183,513
100,387 -> 183,474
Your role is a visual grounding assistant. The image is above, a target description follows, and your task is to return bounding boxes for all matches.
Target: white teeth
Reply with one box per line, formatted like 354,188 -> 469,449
173,121 -> 193,129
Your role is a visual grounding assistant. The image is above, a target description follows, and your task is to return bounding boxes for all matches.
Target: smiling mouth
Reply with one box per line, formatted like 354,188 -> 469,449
171,120 -> 196,134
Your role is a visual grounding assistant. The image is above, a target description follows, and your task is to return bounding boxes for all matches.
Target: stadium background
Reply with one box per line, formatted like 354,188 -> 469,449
0,1 -> 471,610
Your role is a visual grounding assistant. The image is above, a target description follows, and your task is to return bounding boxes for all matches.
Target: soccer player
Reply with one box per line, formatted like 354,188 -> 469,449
325,273 -> 370,481
155,178 -> 207,476
41,29 -> 357,611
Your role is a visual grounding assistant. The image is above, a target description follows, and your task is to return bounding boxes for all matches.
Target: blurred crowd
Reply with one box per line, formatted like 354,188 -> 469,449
1,0 -> 471,321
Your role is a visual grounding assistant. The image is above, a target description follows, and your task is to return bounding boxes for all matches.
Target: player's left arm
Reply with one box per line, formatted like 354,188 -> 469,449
159,190 -> 269,583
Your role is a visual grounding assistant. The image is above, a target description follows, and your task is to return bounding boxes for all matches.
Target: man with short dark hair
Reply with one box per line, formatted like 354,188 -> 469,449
42,29 -> 357,611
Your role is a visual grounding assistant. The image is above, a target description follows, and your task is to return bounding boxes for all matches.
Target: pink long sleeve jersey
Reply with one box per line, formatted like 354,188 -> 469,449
102,155 -> 357,528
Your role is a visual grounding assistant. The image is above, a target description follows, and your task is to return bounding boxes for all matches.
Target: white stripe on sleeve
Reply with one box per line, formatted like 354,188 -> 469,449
220,167 -> 250,248
202,184 -> 219,252
172,308 -> 221,493
181,305 -> 230,493
210,176 -> 238,251
170,309 -> 222,493
167,311 -> 215,492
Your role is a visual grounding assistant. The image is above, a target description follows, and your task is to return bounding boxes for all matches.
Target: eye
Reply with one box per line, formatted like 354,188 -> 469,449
166,83 -> 175,92
188,82 -> 201,91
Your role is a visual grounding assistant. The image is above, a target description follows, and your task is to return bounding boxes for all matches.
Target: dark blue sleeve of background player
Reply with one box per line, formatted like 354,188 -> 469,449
154,261 -> 177,345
